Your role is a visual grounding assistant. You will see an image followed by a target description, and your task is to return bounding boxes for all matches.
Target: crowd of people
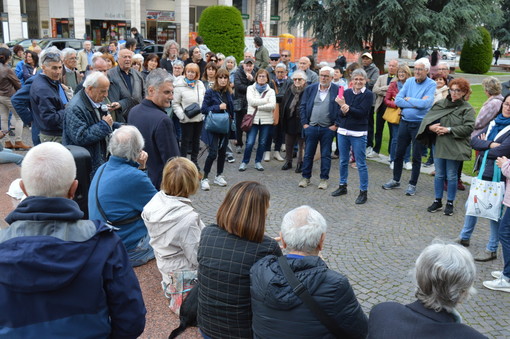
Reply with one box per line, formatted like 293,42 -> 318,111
0,33 -> 509,337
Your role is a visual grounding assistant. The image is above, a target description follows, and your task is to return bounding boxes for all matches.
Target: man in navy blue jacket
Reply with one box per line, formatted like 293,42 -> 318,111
298,66 -> 340,190
0,142 -> 146,338
128,69 -> 180,189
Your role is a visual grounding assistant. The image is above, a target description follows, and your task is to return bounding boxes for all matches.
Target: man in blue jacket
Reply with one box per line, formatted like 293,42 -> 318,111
298,66 -> 340,190
382,58 -> 436,196
0,142 -> 146,338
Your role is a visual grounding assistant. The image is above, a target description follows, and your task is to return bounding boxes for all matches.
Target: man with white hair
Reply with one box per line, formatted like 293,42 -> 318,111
250,205 -> 368,338
61,48 -> 82,91
298,56 -> 319,83
77,40 -> 94,72
0,142 -> 146,337
298,66 -> 340,190
107,48 -> 145,122
128,69 -> 180,189
88,126 -> 157,266
437,61 -> 454,84
382,58 -> 436,196
63,71 -> 120,176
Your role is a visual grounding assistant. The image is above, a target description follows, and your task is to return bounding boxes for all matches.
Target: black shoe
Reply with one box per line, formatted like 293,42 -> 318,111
423,157 -> 434,167
331,185 -> 347,197
444,202 -> 454,216
281,162 -> 292,170
295,162 -> 302,173
355,190 -> 367,204
454,237 -> 470,247
427,200 -> 443,213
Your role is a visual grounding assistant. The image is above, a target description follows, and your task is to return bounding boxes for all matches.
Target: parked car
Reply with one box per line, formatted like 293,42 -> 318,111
438,47 -> 456,60
38,38 -> 87,51
6,39 -> 40,50
140,44 -> 164,59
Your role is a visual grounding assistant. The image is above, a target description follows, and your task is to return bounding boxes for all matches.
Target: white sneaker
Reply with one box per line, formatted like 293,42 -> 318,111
389,161 -> 394,170
483,277 -> 510,293
263,151 -> 271,162
404,162 -> 412,170
214,175 -> 227,187
318,179 -> 328,190
492,271 -> 503,279
365,146 -> 375,158
273,151 -> 285,162
201,178 -> 210,191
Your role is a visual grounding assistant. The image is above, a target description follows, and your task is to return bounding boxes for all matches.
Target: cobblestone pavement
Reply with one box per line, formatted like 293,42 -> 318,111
186,148 -> 509,338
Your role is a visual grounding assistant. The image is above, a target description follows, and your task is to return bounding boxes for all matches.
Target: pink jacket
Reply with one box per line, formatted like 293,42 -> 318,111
501,160 -> 510,207
472,95 -> 504,137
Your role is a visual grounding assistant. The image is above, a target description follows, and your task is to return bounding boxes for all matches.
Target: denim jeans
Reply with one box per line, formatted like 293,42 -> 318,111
434,158 -> 460,201
128,233 -> 155,267
203,132 -> 228,177
393,120 -> 424,185
388,123 -> 410,163
338,133 -> 368,190
459,215 -> 499,252
242,124 -> 272,164
302,125 -> 335,180
0,148 -> 24,165
499,207 -> 510,278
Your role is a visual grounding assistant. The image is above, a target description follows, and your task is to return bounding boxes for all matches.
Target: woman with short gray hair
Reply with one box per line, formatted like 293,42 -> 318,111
368,242 -> 485,338
472,76 -> 504,136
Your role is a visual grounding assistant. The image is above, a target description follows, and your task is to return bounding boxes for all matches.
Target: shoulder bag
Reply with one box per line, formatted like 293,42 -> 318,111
241,90 -> 267,132
382,103 -> 401,124
278,256 -> 350,338
184,85 -> 202,119
205,92 -> 232,135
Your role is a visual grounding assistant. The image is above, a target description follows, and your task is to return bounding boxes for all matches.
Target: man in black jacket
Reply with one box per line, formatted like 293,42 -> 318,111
128,69 -> 179,189
250,205 -> 368,339
233,58 -> 256,152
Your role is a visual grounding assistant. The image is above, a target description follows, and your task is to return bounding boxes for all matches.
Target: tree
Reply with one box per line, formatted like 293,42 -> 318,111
487,0 -> 510,47
198,6 -> 245,63
285,0 -> 502,71
459,27 -> 493,74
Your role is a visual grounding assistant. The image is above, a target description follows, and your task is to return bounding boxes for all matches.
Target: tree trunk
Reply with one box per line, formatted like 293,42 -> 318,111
372,31 -> 387,74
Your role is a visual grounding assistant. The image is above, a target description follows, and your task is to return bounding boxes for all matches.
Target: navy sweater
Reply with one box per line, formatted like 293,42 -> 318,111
337,88 -> 373,131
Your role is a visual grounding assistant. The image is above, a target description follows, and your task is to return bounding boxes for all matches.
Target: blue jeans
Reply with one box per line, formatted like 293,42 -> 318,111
338,133 -> 368,190
128,233 -> 155,267
242,124 -> 272,164
434,158 -> 460,201
459,215 -> 499,252
388,123 -> 410,163
393,120 -> 424,185
499,207 -> 510,278
302,125 -> 336,180
0,148 -> 24,165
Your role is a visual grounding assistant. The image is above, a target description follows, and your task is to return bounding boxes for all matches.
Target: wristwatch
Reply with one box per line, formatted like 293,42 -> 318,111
447,127 -> 452,133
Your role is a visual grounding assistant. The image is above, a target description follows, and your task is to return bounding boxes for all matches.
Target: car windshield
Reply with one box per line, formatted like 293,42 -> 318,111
38,40 -> 51,49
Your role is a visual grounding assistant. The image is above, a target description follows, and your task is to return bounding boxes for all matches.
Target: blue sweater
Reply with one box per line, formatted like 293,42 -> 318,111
338,88 -> 373,131
395,77 -> 436,122
1,196 -> 146,338
88,156 -> 157,251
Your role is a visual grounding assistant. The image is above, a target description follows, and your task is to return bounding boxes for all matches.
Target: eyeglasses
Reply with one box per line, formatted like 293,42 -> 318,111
218,76 -> 228,79
320,74 -> 331,78
293,78 -> 304,81
503,103 -> 510,107
210,59 -> 217,62
438,68 -> 449,71
281,54 -> 289,57
414,68 -> 425,72
218,58 -> 224,61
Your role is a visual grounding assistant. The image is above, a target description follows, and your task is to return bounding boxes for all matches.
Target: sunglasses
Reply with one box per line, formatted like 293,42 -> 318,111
218,76 -> 229,79
281,54 -> 289,57
270,58 -> 279,61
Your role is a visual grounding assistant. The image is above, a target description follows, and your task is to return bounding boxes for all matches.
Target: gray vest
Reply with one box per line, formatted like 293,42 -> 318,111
310,89 -> 331,127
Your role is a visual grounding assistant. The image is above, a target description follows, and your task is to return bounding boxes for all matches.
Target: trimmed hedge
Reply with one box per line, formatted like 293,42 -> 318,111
198,6 -> 245,64
459,27 -> 493,74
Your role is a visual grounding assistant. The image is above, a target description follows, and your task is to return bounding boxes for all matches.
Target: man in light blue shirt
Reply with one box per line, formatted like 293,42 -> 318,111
382,58 -> 436,196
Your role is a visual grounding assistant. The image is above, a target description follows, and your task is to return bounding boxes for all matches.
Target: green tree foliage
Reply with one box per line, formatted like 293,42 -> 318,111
286,0 -> 501,70
487,0 -> 510,46
198,6 -> 244,63
459,27 -> 493,74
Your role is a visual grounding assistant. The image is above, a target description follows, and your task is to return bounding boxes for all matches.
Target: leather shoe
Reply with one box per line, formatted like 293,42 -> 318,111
474,250 -> 497,262
281,162 -> 292,170
355,190 -> 368,204
295,162 -> 302,173
457,179 -> 465,191
4,140 -> 14,149
13,141 -> 32,150
331,184 -> 347,197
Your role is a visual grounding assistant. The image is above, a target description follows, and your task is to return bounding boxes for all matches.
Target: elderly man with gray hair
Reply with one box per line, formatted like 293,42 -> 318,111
368,242 -> 486,338
61,48 -> 82,91
128,68 -> 180,189
0,142 -> 146,337
382,57 -> 436,196
88,125 -> 157,267
250,205 -> 368,338
63,71 -> 121,176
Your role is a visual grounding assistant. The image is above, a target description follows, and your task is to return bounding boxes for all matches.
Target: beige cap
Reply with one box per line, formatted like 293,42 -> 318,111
361,52 -> 373,59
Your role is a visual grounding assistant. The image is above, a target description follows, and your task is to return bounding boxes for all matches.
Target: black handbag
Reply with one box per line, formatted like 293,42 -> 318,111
184,102 -> 201,119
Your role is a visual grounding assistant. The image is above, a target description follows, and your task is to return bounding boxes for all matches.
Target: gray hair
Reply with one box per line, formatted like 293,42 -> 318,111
216,52 -> 225,60
221,56 -> 237,70
482,76 -> 502,96
109,125 -> 145,162
132,54 -> 144,63
40,47 -> 62,65
319,66 -> 335,77
415,57 -> 431,71
292,70 -> 307,81
351,68 -> 368,79
21,142 -> 76,197
91,52 -> 103,64
275,63 -> 287,71
281,205 -> 327,253
163,40 -> 180,59
415,242 -> 476,313
61,48 -> 77,60
83,71 -> 109,88
437,61 -> 449,68
145,68 -> 174,93
173,60 -> 184,68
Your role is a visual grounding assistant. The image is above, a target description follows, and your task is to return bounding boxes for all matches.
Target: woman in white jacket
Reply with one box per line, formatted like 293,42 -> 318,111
239,69 -> 276,171
142,157 -> 205,288
172,63 -> 206,169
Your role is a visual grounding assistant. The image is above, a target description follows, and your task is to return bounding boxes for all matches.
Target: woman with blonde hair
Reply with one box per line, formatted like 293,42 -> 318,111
197,181 -> 282,339
142,157 -> 205,290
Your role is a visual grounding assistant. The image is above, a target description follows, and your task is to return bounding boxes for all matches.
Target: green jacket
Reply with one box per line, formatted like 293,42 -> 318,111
417,97 -> 475,161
